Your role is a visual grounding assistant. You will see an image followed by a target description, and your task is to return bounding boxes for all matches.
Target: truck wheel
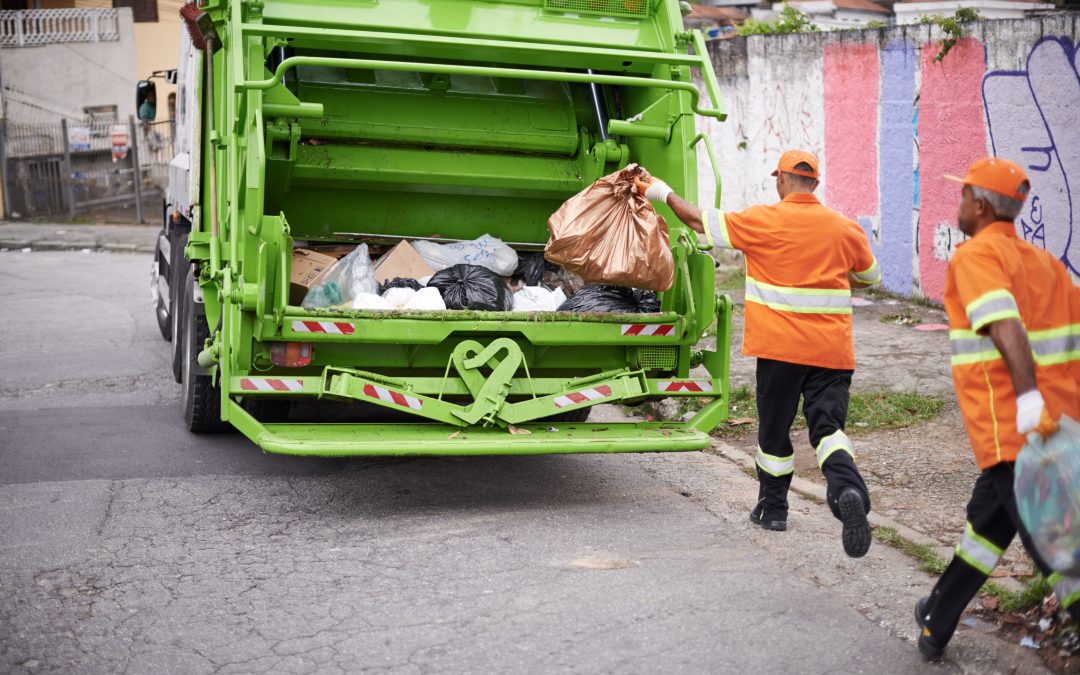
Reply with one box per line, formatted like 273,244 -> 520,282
180,267 -> 227,433
152,229 -> 172,341
546,407 -> 591,423
170,233 -> 189,383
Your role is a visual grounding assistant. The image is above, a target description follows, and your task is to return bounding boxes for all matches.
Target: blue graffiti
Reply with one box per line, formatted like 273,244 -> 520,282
983,37 -> 1079,278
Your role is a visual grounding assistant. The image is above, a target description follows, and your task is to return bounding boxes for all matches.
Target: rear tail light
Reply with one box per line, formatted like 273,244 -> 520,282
271,342 -> 312,367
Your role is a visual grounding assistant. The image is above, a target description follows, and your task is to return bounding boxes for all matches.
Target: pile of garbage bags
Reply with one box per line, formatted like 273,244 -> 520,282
300,234 -> 661,314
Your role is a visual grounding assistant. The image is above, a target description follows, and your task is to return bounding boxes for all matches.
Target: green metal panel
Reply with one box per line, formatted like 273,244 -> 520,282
184,0 -> 729,455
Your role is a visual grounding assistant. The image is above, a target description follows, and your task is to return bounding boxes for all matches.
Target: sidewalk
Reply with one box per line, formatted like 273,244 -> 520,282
0,221 -> 157,254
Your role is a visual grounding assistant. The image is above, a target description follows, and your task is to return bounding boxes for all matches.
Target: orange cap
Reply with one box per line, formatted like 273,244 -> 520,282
771,150 -> 820,179
944,157 -> 1030,201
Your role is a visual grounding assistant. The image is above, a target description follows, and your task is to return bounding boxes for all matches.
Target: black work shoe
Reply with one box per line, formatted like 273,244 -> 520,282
838,488 -> 871,557
914,596 -> 946,661
750,502 -> 787,531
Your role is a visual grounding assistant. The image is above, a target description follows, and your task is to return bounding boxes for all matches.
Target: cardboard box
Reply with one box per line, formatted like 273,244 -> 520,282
373,240 -> 434,284
290,248 -> 338,305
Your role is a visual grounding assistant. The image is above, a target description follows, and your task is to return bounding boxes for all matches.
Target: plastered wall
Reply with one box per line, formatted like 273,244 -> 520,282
697,16 -> 1080,300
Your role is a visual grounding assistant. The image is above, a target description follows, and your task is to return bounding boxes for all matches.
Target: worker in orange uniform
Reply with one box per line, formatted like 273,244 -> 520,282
636,150 -> 880,558
913,157 -> 1080,660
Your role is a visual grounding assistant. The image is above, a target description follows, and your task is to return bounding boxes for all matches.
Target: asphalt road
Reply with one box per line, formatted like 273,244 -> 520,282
0,249 -> 1023,674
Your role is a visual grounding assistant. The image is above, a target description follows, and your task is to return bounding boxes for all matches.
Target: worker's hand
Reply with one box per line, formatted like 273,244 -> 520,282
633,174 -> 673,204
1016,390 -> 1059,438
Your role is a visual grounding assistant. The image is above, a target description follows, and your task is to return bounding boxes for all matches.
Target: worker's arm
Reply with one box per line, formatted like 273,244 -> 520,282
986,318 -> 1057,437
632,175 -> 704,234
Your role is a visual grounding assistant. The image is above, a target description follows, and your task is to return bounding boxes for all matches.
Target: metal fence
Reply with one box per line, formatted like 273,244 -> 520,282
0,115 -> 173,222
0,8 -> 120,47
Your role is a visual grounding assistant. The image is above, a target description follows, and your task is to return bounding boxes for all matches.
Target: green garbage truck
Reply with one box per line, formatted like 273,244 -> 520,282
149,0 -> 732,456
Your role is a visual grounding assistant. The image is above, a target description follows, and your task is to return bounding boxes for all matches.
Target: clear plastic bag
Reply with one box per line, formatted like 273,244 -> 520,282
1014,416 -> 1080,575
412,235 -> 518,276
302,244 -> 378,309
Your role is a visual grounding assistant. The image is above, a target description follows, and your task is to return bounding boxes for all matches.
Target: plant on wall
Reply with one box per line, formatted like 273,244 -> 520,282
919,8 -> 982,63
737,3 -> 819,36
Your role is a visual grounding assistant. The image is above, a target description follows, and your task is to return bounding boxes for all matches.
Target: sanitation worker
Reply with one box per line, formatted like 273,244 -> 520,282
912,157 -> 1080,660
635,150 -> 880,558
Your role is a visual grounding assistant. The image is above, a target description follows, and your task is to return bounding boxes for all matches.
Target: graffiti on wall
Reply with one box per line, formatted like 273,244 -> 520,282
983,37 -> 1080,278
707,24 -> 1079,299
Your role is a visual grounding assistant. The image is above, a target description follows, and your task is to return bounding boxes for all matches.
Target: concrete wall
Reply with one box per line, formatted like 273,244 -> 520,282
1,7 -> 138,124
698,16 -> 1080,300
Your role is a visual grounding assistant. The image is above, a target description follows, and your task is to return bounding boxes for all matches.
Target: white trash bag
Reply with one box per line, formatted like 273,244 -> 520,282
403,286 -> 447,311
412,235 -> 518,276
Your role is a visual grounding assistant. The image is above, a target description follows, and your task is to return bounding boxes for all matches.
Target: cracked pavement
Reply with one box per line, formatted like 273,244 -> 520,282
0,251 -> 1049,673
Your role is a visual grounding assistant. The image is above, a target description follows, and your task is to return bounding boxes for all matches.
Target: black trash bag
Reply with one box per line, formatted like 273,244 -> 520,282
513,252 -> 547,286
427,264 -> 512,311
378,277 -> 423,295
557,284 -> 660,313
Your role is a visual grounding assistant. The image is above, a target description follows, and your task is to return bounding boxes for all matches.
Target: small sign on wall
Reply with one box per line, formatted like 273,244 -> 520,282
68,126 -> 91,152
110,124 -> 129,162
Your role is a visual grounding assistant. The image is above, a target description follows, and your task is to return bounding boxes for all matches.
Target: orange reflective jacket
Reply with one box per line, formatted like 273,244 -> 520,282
707,193 -> 880,370
944,221 -> 1080,469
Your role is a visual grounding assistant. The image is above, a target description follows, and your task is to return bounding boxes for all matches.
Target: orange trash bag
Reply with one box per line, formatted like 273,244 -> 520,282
545,164 -> 674,292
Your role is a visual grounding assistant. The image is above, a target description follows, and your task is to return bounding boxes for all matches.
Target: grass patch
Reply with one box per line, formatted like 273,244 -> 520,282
848,392 -> 945,432
874,527 -> 948,574
716,266 -> 746,290
863,284 -> 943,310
712,389 -> 944,436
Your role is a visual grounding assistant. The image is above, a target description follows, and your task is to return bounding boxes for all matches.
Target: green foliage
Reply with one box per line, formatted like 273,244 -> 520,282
919,8 -> 981,62
737,4 -> 818,36
864,20 -> 887,29
712,388 -> 944,437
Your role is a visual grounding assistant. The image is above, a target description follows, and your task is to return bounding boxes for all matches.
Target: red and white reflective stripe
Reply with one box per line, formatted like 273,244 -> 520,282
621,324 -> 675,336
553,385 -> 613,409
658,381 -> 714,393
291,320 -> 355,335
240,377 -> 304,392
362,383 -> 423,410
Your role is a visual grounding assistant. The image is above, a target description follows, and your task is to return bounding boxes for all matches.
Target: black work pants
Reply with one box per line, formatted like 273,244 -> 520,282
755,358 -> 870,521
923,464 -> 1080,646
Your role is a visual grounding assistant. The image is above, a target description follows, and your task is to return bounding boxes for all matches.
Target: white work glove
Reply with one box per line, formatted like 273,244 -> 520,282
644,178 -> 673,204
1016,390 -> 1058,437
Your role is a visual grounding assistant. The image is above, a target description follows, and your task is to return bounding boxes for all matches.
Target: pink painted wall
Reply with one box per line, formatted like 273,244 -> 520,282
915,39 -> 988,300
823,43 -> 879,224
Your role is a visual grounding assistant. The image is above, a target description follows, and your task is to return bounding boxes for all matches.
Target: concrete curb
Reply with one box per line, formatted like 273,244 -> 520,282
706,439 -> 1029,592
0,240 -> 154,254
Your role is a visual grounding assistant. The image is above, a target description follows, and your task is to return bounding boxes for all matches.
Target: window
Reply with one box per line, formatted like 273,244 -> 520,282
84,105 -> 118,122
112,0 -> 157,23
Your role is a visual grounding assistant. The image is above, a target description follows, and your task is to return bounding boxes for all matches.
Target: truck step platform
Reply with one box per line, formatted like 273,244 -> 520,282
249,421 -> 711,457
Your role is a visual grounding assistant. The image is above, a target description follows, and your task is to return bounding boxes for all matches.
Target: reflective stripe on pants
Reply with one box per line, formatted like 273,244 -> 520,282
955,520 -> 1004,575
815,429 -> 854,468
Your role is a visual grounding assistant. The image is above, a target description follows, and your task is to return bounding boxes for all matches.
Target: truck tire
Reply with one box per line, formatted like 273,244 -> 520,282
170,233 -> 189,383
153,229 -> 172,341
180,267 -> 227,433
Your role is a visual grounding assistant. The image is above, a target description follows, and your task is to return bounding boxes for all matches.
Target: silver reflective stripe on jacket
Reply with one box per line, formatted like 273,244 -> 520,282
706,209 -> 734,250
966,289 -> 1020,331
744,277 -> 852,315
950,325 -> 1080,367
850,260 -> 881,285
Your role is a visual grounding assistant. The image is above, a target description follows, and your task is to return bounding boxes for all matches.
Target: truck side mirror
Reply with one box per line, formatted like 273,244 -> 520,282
136,80 -> 157,121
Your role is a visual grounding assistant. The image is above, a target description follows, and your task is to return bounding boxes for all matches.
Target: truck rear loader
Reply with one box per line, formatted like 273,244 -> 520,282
148,0 -> 733,456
